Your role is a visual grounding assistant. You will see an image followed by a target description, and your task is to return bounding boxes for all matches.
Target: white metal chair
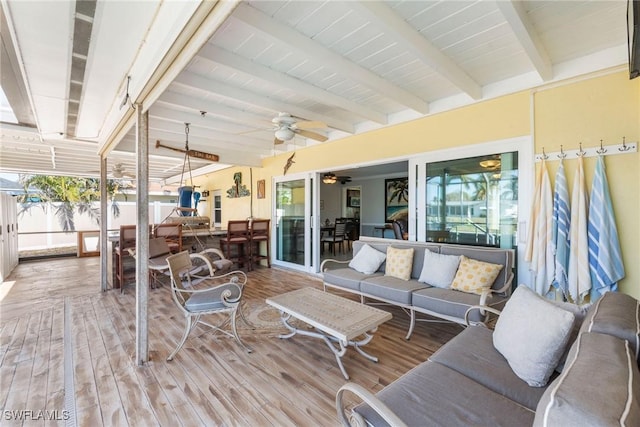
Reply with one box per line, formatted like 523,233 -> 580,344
165,250 -> 252,361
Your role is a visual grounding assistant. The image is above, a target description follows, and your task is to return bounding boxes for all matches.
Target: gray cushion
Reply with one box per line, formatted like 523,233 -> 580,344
355,361 -> 535,427
430,325 -> 550,410
534,332 -> 640,427
493,286 -> 575,387
323,268 -> 381,292
580,291 -> 640,363
184,285 -> 240,312
360,276 -> 427,305
411,287 -> 508,322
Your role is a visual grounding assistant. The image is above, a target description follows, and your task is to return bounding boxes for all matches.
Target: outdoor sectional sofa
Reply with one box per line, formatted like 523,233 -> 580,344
336,288 -> 640,427
320,237 -> 515,339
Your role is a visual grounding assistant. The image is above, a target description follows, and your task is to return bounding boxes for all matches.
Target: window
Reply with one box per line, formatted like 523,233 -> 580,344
425,152 -> 518,247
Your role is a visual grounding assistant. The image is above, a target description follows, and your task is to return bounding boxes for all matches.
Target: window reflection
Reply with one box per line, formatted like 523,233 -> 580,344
425,152 -> 518,248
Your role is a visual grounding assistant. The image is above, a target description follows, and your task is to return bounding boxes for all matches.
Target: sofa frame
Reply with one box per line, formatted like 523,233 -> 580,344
321,237 -> 514,339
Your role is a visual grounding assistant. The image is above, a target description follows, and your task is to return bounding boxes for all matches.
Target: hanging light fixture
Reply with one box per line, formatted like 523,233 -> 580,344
323,172 -> 337,184
479,158 -> 501,169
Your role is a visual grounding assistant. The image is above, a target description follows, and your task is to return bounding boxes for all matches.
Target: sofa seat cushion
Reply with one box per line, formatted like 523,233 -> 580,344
430,325 -> 550,411
323,268 -> 381,292
534,332 -> 640,427
359,276 -> 427,305
355,361 -> 535,427
580,291 -> 640,363
411,287 -> 508,323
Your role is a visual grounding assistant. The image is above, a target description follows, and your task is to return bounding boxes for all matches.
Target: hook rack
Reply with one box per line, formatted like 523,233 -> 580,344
536,147 -> 549,161
535,138 -> 637,162
619,137 -> 631,152
558,145 -> 566,159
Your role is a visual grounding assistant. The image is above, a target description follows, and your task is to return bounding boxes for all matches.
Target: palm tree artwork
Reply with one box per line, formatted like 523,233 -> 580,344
385,178 -> 409,222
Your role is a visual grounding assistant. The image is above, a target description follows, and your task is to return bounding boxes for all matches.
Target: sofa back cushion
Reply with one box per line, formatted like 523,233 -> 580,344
352,240 -> 440,278
534,332 -> 640,427
440,245 -> 514,293
579,291 -> 640,364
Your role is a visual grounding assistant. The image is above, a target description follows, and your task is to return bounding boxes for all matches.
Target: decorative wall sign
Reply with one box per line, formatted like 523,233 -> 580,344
385,177 -> 409,222
227,172 -> 251,198
257,179 -> 266,199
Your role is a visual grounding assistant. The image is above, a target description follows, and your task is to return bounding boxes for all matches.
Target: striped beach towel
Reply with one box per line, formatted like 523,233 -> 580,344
525,159 -> 553,295
588,155 -> 624,301
567,156 -> 591,304
551,160 -> 570,298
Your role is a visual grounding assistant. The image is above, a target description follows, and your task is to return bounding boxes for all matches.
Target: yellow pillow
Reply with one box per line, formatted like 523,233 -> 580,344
450,255 -> 503,295
384,246 -> 414,281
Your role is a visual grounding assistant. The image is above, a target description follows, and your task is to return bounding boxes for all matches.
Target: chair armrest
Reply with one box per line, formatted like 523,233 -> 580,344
336,383 -> 408,427
464,305 -> 502,326
189,253 -> 216,277
320,258 -> 351,272
173,281 -> 243,306
490,270 -> 514,295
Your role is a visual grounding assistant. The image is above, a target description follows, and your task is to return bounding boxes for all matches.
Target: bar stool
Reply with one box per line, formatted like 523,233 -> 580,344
220,220 -> 250,270
249,219 -> 270,268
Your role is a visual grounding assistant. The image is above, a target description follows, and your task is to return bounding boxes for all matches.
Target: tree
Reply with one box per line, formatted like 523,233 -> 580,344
18,175 -> 123,231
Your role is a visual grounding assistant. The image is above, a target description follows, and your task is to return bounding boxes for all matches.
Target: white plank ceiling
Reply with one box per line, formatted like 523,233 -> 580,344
0,0 -> 630,182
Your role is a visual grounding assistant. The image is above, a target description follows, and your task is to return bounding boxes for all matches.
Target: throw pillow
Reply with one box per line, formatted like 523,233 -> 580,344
418,250 -> 461,288
450,255 -> 503,295
493,285 -> 576,387
384,246 -> 415,281
348,244 -> 386,274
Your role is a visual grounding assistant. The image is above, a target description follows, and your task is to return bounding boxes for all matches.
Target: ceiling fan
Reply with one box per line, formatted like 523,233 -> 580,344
272,112 -> 328,145
110,163 -> 135,179
322,172 -> 351,184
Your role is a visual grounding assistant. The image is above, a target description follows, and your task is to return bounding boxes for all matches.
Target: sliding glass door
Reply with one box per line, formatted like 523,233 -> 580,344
273,173 -> 317,272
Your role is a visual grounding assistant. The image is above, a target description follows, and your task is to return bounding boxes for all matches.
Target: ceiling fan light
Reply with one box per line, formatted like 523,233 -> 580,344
274,127 -> 295,141
323,173 -> 337,184
479,159 -> 501,169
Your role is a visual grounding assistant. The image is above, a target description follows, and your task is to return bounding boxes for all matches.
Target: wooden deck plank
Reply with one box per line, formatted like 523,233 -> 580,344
0,257 -> 461,426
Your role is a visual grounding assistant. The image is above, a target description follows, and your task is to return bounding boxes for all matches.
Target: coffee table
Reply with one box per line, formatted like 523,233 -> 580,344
266,287 -> 392,379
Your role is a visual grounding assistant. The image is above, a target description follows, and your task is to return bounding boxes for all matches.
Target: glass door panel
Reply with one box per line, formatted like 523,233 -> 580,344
425,152 -> 518,248
275,179 -> 306,266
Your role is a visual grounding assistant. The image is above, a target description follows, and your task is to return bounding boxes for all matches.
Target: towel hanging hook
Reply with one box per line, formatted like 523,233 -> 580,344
596,139 -> 607,155
619,136 -> 630,152
577,142 -> 586,157
558,145 -> 567,159
539,147 -> 549,160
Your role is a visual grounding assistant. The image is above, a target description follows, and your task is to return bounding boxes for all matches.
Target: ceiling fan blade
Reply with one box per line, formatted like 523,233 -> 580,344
295,129 -> 328,142
274,137 -> 285,145
294,120 -> 326,130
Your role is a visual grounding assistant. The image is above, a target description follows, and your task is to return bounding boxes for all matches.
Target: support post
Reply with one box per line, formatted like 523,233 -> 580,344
136,105 -> 150,365
100,155 -> 108,292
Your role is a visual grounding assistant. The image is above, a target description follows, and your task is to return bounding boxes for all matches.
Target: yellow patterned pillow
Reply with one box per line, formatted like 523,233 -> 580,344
450,255 -> 503,295
384,246 -> 414,281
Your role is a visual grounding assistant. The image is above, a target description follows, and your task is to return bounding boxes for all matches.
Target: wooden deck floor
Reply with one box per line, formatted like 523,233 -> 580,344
0,257 -> 462,426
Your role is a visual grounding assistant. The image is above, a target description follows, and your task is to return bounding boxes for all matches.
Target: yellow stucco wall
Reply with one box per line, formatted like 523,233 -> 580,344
195,70 -> 640,298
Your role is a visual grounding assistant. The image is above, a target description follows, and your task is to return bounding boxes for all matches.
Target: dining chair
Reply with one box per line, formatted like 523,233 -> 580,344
165,251 -> 252,361
321,218 -> 347,255
249,218 -> 271,268
154,223 -> 183,253
220,220 -> 250,270
114,224 -> 137,291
